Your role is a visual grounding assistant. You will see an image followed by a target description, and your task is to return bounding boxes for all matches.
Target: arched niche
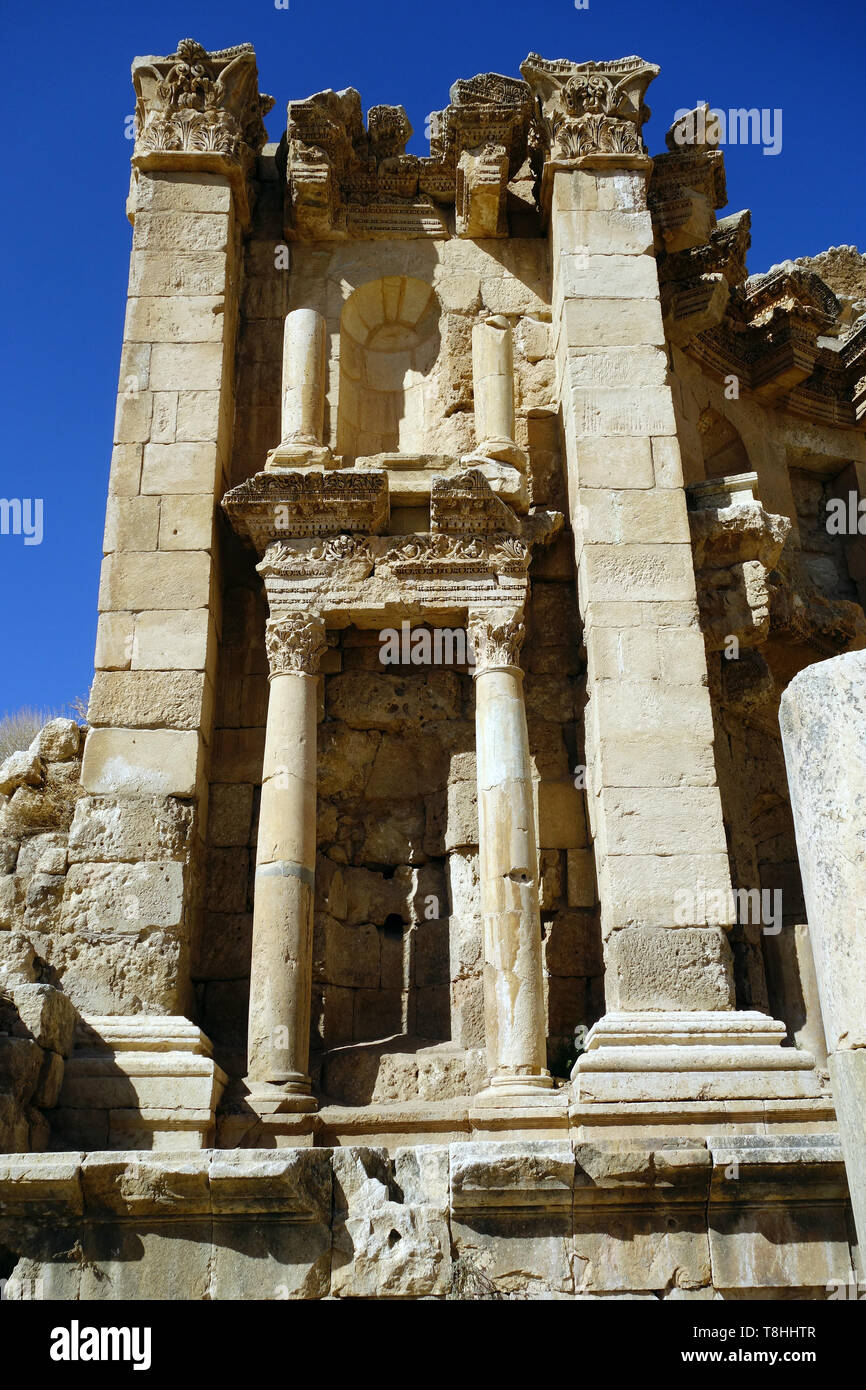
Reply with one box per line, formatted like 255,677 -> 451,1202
698,406 -> 751,479
337,276 -> 441,461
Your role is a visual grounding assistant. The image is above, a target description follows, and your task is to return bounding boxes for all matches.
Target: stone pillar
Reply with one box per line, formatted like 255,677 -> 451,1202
550,160 -> 738,1017
246,612 -> 326,1113
471,316 -> 523,467
469,612 -> 551,1098
519,53 -> 823,1116
780,650 -> 866,1254
74,40 -> 271,1021
269,308 -> 331,469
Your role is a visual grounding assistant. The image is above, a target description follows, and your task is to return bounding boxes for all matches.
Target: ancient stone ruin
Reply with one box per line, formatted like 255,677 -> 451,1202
1,38 -> 865,1300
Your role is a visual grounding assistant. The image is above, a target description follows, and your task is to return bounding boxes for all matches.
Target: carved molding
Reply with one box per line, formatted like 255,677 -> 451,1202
132,38 -> 274,225
265,613 -> 327,677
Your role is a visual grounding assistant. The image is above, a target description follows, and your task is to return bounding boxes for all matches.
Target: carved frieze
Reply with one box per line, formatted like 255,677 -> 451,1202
132,38 -> 274,225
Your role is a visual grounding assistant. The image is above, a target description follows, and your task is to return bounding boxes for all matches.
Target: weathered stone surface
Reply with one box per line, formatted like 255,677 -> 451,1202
68,795 -> 195,864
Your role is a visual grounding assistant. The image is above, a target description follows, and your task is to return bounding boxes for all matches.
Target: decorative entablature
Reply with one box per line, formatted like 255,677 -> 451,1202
131,38 -> 274,228
222,467 -> 561,633
282,72 -> 534,241
520,53 -> 659,214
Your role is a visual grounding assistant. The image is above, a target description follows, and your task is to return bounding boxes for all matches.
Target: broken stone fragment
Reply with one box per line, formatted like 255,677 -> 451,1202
0,748 -> 43,798
29,719 -> 81,764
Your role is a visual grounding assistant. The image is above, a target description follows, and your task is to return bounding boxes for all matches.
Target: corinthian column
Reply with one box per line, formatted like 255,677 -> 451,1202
469,611 -> 552,1098
246,611 -> 326,1113
268,308 -> 332,470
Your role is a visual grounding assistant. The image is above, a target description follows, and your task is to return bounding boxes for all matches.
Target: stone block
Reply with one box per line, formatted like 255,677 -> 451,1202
566,385 -> 677,437
159,495 -> 215,551
566,850 -> 597,908
578,544 -> 697,604
68,795 -> 194,864
95,612 -> 134,670
133,211 -> 229,254
81,728 -> 201,798
131,609 -> 214,671
574,435 -> 654,489
124,296 -> 226,345
148,342 -> 225,393
88,670 -> 208,732
141,442 -> 220,496
134,172 -> 233,215
604,926 -> 735,1011
60,861 -> 186,934
27,930 -> 187,1015
537,780 -> 586,848
98,551 -> 213,612
557,296 -> 665,350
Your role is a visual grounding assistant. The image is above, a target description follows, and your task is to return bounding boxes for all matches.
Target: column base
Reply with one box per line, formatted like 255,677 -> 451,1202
474,1070 -> 556,1106
265,442 -> 335,472
245,1078 -> 319,1115
571,1011 -> 825,1106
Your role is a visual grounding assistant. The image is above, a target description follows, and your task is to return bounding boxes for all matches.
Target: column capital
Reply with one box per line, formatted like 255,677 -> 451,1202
521,54 -> 658,212
468,610 -> 526,674
131,38 -> 274,226
265,613 -> 327,678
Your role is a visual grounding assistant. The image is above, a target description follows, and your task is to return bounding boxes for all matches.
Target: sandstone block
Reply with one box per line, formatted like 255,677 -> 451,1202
134,172 -> 233,216
537,781 -> 586,849
68,795 -> 194,864
88,670 -> 209,732
94,613 -> 133,671
5,984 -> 78,1056
81,729 -> 201,798
60,861 -> 186,934
557,296 -> 665,350
141,442 -> 220,496
149,343 -> 224,393
29,929 -> 187,1015
0,749 -> 43,797
132,609 -> 214,672
605,926 -> 735,1010
124,296 -> 226,345
99,551 -> 213,612
566,850 -> 597,909
133,211 -> 229,254
159,495 -> 215,551
574,435 -> 654,489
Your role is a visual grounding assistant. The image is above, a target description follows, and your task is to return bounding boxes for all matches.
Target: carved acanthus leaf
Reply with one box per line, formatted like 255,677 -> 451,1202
467,613 -> 526,670
265,614 -> 327,677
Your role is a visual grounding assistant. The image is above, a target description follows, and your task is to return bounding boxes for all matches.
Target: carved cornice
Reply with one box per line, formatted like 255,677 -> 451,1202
132,38 -> 273,227
222,469 -> 390,553
467,612 -> 527,672
282,72 -> 534,240
265,613 -> 327,677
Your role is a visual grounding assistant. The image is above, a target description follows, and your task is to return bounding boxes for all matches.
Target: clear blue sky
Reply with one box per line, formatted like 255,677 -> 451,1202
1,0 -> 863,716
